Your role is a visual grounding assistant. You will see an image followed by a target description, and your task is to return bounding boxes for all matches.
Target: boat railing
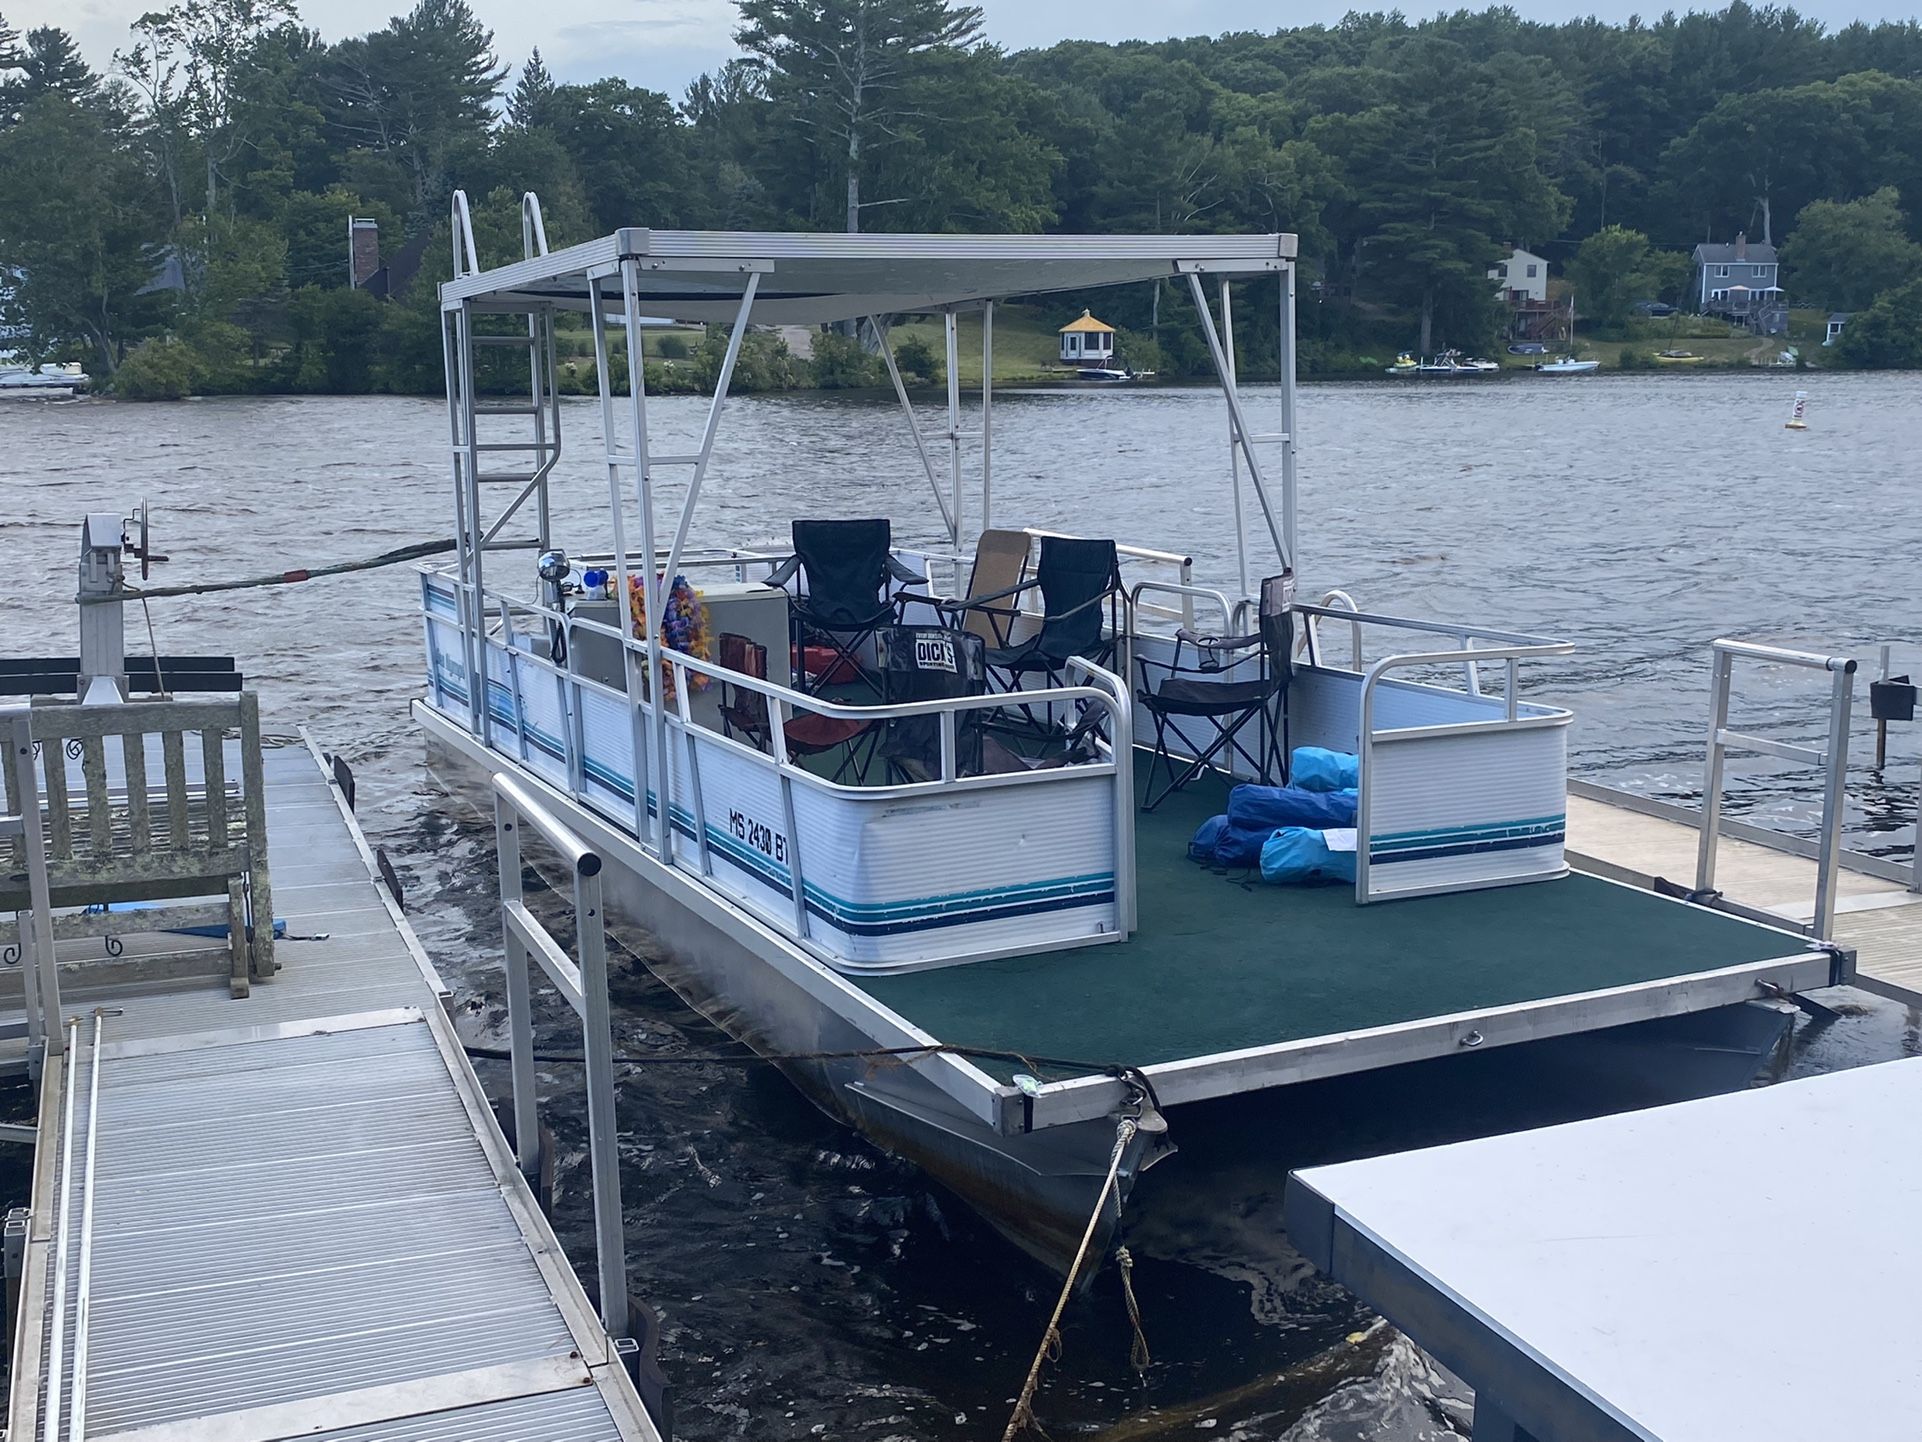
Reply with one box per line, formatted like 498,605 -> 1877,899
1288,606 -> 1573,903
1025,530 -> 1203,633
1296,601 -> 1554,696
1288,590 -> 1363,665
424,567 -> 1137,969
1128,581 -> 1237,637
563,547 -> 792,586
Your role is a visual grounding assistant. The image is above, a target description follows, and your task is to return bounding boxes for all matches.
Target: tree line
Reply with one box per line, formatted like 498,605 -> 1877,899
5,0 -> 1922,394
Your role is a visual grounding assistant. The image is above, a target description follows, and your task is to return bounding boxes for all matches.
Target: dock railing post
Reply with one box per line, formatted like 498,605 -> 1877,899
1696,648 -> 1733,897
1698,639 -> 1860,936
1814,662 -> 1855,940
575,855 -> 628,1341
493,790 -> 540,1178
490,772 -> 630,1344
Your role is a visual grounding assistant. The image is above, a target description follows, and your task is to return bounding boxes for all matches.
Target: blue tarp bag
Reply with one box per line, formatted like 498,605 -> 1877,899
1291,746 -> 1359,793
1191,785 -> 1359,868
1227,782 -> 1357,833
1259,827 -> 1357,885
1189,814 -> 1231,862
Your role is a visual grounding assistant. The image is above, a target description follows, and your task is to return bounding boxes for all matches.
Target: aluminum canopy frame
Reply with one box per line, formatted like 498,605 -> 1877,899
440,191 -> 1301,859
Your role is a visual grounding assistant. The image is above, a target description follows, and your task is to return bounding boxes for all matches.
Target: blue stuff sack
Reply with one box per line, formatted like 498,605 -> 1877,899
1227,783 -> 1357,833
1189,813 -> 1231,862
1191,785 -> 1359,869
1259,826 -> 1358,885
1291,746 -> 1360,793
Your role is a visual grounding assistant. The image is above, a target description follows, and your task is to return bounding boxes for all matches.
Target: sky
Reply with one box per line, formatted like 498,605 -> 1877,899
20,0 -> 1922,97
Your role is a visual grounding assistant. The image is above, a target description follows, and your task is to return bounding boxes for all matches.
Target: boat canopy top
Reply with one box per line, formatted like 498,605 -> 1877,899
441,223 -> 1300,326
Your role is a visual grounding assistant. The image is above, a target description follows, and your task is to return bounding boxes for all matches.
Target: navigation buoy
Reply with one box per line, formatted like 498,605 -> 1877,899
1785,390 -> 1809,430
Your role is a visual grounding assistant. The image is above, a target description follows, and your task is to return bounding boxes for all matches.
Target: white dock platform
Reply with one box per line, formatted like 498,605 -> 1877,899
1568,787 -> 1922,1002
1285,1054 -> 1922,1442
6,737 -> 661,1440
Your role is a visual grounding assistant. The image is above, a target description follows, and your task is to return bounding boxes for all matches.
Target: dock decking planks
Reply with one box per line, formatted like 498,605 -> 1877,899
1567,791 -> 1922,1004
8,737 -> 660,1442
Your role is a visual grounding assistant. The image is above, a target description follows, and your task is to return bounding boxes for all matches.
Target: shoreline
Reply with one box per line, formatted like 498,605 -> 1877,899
19,362 -> 1882,405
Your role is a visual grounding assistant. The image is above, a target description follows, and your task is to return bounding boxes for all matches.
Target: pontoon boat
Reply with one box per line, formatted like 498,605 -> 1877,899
412,193 -> 1840,1272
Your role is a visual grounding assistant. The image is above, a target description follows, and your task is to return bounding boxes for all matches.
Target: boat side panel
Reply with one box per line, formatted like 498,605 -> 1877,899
1366,726 -> 1568,894
423,609 -> 1125,972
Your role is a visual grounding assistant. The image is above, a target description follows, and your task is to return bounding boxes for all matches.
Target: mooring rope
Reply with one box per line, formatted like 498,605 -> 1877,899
1116,1245 -> 1151,1372
79,537 -> 458,604
1001,1113 -> 1139,1442
138,594 -> 169,698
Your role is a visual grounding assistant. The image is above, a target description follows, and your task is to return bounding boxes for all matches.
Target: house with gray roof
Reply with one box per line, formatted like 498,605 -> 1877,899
1692,232 -> 1787,334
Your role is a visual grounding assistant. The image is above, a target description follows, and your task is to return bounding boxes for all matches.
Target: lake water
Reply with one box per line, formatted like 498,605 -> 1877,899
3,373 -> 1919,1439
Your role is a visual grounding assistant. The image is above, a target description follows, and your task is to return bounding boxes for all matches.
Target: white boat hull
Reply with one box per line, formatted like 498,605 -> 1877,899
417,700 -> 1168,1273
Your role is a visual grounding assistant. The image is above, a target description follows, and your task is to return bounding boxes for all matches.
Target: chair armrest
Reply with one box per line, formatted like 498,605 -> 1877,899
952,575 -> 1041,610
766,554 -> 801,588
885,554 -> 928,585
1176,627 -> 1262,670
1179,627 -> 1262,653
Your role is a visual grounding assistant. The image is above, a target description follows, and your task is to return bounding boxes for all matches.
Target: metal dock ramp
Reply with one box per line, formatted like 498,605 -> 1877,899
6,734 -> 661,1441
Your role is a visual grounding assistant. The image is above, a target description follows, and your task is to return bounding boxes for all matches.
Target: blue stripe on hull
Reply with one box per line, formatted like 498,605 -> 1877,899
1371,812 -> 1565,865
429,692 -> 1114,939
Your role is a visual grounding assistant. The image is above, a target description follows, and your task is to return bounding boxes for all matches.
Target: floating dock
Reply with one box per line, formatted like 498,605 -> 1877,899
1568,785 -> 1922,1001
3,733 -> 662,1440
1285,1052 -> 1922,1442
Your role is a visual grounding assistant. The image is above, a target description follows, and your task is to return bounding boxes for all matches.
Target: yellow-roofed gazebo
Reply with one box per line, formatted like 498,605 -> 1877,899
1058,309 -> 1116,365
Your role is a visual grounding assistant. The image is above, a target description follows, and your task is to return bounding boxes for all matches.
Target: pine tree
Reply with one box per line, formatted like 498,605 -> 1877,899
506,47 -> 557,130
735,0 -> 982,233
19,26 -> 97,104
0,14 -> 22,123
323,0 -> 504,211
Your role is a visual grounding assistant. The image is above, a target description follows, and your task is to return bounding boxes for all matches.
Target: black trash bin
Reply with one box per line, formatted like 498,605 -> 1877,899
1870,675 -> 1916,723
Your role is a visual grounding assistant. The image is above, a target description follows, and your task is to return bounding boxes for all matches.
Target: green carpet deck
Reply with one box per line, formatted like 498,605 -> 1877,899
856,776 -> 1805,1080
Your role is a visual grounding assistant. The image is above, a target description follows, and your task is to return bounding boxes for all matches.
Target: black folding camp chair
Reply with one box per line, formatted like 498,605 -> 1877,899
767,519 -> 924,697
943,536 -> 1123,736
1135,572 -> 1294,811
872,625 -> 989,782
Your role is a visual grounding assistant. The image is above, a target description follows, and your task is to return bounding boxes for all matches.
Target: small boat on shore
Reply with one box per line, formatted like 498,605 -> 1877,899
0,360 -> 90,393
1653,349 -> 1705,364
1076,365 -> 1144,383
1384,353 -> 1420,376
1417,349 -> 1499,375
1535,356 -> 1600,374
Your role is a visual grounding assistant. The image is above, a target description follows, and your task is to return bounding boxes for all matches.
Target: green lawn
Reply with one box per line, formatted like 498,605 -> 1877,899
1573,335 -> 1790,369
887,304 -> 1077,385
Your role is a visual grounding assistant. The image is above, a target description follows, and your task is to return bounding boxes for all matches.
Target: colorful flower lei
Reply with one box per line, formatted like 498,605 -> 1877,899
629,573 -> 711,701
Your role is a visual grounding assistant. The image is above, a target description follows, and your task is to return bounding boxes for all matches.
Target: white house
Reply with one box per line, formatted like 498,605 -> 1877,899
1488,247 -> 1548,305
1058,310 -> 1116,365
